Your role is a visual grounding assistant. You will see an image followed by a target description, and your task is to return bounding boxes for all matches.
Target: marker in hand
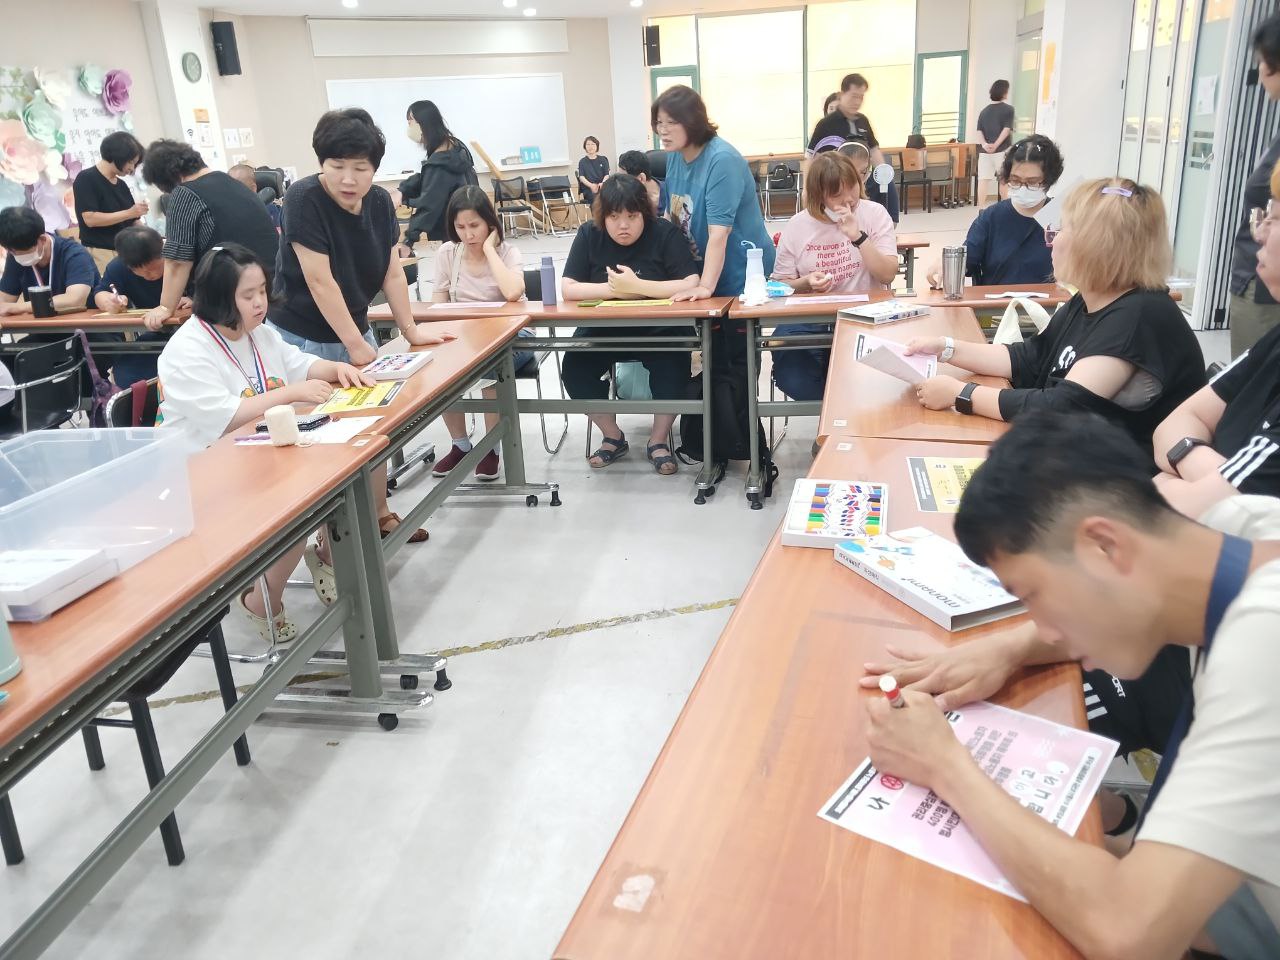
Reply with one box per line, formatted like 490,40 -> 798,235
109,283 -> 127,310
879,674 -> 906,709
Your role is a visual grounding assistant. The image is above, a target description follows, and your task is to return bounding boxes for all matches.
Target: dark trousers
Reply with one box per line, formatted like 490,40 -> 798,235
560,326 -> 690,401
770,322 -> 832,401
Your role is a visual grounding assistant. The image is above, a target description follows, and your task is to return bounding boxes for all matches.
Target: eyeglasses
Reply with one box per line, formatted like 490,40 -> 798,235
653,120 -> 682,132
1007,177 -> 1046,189
1250,200 -> 1277,243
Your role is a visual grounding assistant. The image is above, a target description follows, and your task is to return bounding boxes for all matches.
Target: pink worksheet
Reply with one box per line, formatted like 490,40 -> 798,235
818,700 -> 1118,901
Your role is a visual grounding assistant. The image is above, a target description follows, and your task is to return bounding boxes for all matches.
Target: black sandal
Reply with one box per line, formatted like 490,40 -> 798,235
589,434 -> 628,468
646,442 -> 678,476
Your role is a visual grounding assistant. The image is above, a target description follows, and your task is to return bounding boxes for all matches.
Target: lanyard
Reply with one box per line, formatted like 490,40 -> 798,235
29,234 -> 53,291
1135,533 -> 1253,831
199,319 -> 267,395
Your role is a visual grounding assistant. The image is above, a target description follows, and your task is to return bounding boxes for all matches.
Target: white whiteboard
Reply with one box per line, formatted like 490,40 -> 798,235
325,73 -> 570,178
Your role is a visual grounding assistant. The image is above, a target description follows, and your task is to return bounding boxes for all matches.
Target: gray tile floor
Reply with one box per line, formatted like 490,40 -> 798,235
0,201 -> 1230,958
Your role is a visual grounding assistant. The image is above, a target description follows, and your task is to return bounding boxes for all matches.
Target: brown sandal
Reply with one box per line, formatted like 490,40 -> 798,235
379,512 -> 428,543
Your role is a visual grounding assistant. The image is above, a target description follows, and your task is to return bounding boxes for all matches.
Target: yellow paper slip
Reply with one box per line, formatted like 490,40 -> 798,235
595,299 -> 674,307
93,309 -> 151,318
313,381 -> 404,415
906,456 -> 985,513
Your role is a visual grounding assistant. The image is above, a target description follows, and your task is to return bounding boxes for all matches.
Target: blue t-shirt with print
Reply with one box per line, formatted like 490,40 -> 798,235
0,235 -> 99,298
663,137 -> 775,297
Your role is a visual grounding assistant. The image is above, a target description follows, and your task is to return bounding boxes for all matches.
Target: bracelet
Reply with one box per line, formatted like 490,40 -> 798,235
939,337 -> 956,363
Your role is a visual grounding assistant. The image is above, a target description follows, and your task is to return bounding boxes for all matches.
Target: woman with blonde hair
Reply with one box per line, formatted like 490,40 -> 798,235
906,178 -> 1205,449
770,151 -> 897,400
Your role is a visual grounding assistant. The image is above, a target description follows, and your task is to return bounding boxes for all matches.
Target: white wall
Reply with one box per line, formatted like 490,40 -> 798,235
966,0 -> 1019,141
915,0 -> 970,55
608,14 -> 652,158
1037,0 -> 1130,180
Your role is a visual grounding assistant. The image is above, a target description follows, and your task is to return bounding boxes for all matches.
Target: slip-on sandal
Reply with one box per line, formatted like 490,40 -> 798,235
380,512 -> 429,543
235,590 -> 297,646
304,544 -> 337,606
646,442 -> 678,475
588,434 -> 628,468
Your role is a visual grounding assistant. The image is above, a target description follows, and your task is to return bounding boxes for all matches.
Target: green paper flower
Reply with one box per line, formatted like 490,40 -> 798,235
22,92 -> 64,151
78,64 -> 105,97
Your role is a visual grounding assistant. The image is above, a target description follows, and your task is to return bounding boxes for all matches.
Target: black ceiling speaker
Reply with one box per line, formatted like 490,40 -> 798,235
211,21 -> 242,77
643,25 -> 661,67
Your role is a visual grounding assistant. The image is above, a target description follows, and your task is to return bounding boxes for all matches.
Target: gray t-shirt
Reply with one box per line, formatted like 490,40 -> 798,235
1138,495 -> 1280,933
976,102 -> 1015,151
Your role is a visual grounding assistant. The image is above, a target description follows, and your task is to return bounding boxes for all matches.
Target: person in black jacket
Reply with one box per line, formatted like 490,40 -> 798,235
397,100 -> 477,253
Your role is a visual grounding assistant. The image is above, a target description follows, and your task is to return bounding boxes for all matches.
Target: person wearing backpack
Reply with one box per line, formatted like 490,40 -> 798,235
560,174 -> 701,475
398,100 -> 478,254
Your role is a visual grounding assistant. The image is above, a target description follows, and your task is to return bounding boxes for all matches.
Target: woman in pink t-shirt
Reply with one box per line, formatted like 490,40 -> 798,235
770,151 -> 898,400
430,186 -> 533,481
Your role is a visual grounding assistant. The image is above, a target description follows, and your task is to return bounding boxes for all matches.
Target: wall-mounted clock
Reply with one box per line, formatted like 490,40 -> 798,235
182,52 -> 202,83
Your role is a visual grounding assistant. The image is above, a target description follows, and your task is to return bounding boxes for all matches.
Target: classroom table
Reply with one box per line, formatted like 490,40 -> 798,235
818,306 -> 1010,444
0,308 -> 186,357
895,233 -> 930,290
554,436 -> 1099,960
368,298 -> 737,503
913,282 -> 1074,309
0,432 -> 397,959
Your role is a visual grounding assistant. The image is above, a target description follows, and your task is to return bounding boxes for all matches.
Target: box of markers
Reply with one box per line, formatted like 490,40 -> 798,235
781,478 -> 887,548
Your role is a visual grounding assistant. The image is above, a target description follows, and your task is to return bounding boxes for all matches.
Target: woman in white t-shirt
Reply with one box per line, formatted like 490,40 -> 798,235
157,243 -> 374,643
430,186 -> 532,480
770,151 -> 898,401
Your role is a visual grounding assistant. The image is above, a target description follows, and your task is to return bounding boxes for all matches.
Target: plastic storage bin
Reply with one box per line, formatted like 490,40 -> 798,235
0,429 -> 195,573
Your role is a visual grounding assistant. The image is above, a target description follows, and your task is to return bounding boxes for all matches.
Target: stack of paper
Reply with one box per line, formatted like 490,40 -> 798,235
853,331 -> 937,385
0,549 -> 119,622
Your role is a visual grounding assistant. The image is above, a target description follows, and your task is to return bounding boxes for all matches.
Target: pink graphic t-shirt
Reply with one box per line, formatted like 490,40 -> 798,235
772,203 -> 896,294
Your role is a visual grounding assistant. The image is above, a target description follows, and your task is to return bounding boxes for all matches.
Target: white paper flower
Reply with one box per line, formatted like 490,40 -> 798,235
43,148 -> 67,183
33,67 -> 73,110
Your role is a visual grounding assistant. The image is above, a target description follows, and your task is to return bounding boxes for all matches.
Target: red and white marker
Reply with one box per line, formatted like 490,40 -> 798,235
879,674 -> 906,709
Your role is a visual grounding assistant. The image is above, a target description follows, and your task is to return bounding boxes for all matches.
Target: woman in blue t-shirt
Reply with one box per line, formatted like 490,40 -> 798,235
926,134 -> 1063,290
651,85 -> 775,302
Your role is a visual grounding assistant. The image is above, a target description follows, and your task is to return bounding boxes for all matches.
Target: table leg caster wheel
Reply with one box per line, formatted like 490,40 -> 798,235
387,478 -> 398,492
694,490 -> 707,505
399,674 -> 418,690
748,493 -> 764,510
550,488 -> 562,507
377,713 -> 399,731
526,494 -> 538,507
434,668 -> 453,692
423,451 -> 436,464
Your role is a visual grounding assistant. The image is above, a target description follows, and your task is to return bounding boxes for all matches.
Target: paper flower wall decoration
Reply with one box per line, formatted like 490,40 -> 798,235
78,63 -> 105,97
21,93 -> 65,152
0,119 -> 47,186
43,149 -> 67,183
31,179 -> 71,231
32,67 -> 72,110
101,69 -> 132,115
0,175 -> 24,208
61,153 -> 82,181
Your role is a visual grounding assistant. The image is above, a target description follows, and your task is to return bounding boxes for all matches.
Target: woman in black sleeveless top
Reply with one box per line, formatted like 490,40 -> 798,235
140,140 -> 279,330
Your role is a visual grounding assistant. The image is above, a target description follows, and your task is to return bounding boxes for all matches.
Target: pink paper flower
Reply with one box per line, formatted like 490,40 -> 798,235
0,119 -> 48,186
32,180 -> 71,231
61,153 -> 83,180
101,69 -> 132,115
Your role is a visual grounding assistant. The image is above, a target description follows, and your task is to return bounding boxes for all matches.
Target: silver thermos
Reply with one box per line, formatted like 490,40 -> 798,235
942,245 -> 967,300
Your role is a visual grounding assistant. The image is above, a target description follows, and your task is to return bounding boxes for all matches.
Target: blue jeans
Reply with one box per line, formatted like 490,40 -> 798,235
770,322 -> 832,402
269,323 -> 378,362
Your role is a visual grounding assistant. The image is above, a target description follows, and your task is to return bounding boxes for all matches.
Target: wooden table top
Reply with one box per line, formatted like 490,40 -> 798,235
348,313 -> 530,438
0,307 -> 188,333
369,297 -> 735,325
912,283 -> 1074,309
729,289 -> 897,321
555,437 -> 1095,960
819,307 -> 1009,444
896,233 -> 930,250
0,434 -> 388,754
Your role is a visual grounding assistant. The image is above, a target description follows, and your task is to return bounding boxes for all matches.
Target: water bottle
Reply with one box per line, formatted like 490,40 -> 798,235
942,245 -> 967,300
0,607 -> 20,685
743,242 -> 767,304
540,255 -> 557,307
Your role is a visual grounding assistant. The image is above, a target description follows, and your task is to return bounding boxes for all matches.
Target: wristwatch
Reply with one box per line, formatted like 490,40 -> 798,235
954,382 -> 979,415
939,336 -> 956,363
851,230 -> 869,247
1167,437 -> 1209,476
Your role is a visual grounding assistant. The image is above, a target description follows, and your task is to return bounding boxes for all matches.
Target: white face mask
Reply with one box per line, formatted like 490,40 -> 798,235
13,240 -> 44,267
824,206 -> 850,222
1010,185 -> 1047,208
407,123 -> 423,145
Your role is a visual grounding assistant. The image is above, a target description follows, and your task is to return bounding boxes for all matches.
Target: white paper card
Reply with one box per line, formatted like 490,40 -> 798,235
854,331 -> 937,385
429,301 -> 507,309
784,294 -> 870,306
308,416 -> 383,444
984,291 -> 1049,299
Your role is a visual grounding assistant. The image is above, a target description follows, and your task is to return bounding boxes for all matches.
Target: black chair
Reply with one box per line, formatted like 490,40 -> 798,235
517,269 -> 568,454
0,335 -> 85,440
645,149 -> 669,181
491,176 -> 540,237
761,160 -> 802,220
105,378 -> 160,428
253,166 -> 286,202
527,175 -> 585,233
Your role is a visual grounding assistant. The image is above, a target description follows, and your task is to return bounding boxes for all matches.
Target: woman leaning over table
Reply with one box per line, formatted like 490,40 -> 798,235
906,178 -> 1205,455
269,108 -> 456,567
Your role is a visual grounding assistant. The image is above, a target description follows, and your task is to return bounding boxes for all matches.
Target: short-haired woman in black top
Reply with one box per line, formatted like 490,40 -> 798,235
73,131 -> 148,272
561,174 -> 700,475
577,136 -> 609,204
140,139 -> 279,332
906,178 -> 1205,452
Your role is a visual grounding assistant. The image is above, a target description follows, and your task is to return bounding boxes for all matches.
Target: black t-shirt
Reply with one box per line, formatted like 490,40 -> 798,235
1209,323 -> 1280,493
72,166 -> 139,250
577,155 -> 610,199
1229,133 -> 1280,304
976,102 -> 1015,150
1000,289 -> 1206,447
562,216 -> 699,286
271,175 -> 399,343
808,110 -> 879,153
91,257 -> 163,309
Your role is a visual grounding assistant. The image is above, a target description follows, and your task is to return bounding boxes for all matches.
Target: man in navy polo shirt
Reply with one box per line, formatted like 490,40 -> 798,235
0,206 -> 98,316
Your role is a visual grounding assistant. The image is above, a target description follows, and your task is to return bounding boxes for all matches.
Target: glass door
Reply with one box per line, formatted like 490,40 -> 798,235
1012,33 -> 1041,136
1119,0 -> 1155,179
1137,0 -> 1184,186
913,51 -> 968,143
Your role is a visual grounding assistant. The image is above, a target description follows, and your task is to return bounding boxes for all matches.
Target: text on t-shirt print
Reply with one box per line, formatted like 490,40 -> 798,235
1051,345 -> 1078,375
806,239 -> 862,285
668,193 -> 703,261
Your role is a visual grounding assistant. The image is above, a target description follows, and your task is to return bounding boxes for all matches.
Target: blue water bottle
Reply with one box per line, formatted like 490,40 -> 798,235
540,255 -> 557,307
0,608 -> 20,686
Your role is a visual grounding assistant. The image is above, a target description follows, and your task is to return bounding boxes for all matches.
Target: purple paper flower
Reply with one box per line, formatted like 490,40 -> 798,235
61,153 -> 83,180
32,179 -> 72,231
101,69 -> 132,115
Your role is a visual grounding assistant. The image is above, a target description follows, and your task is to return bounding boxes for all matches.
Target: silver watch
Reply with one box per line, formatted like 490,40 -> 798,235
939,337 -> 956,363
